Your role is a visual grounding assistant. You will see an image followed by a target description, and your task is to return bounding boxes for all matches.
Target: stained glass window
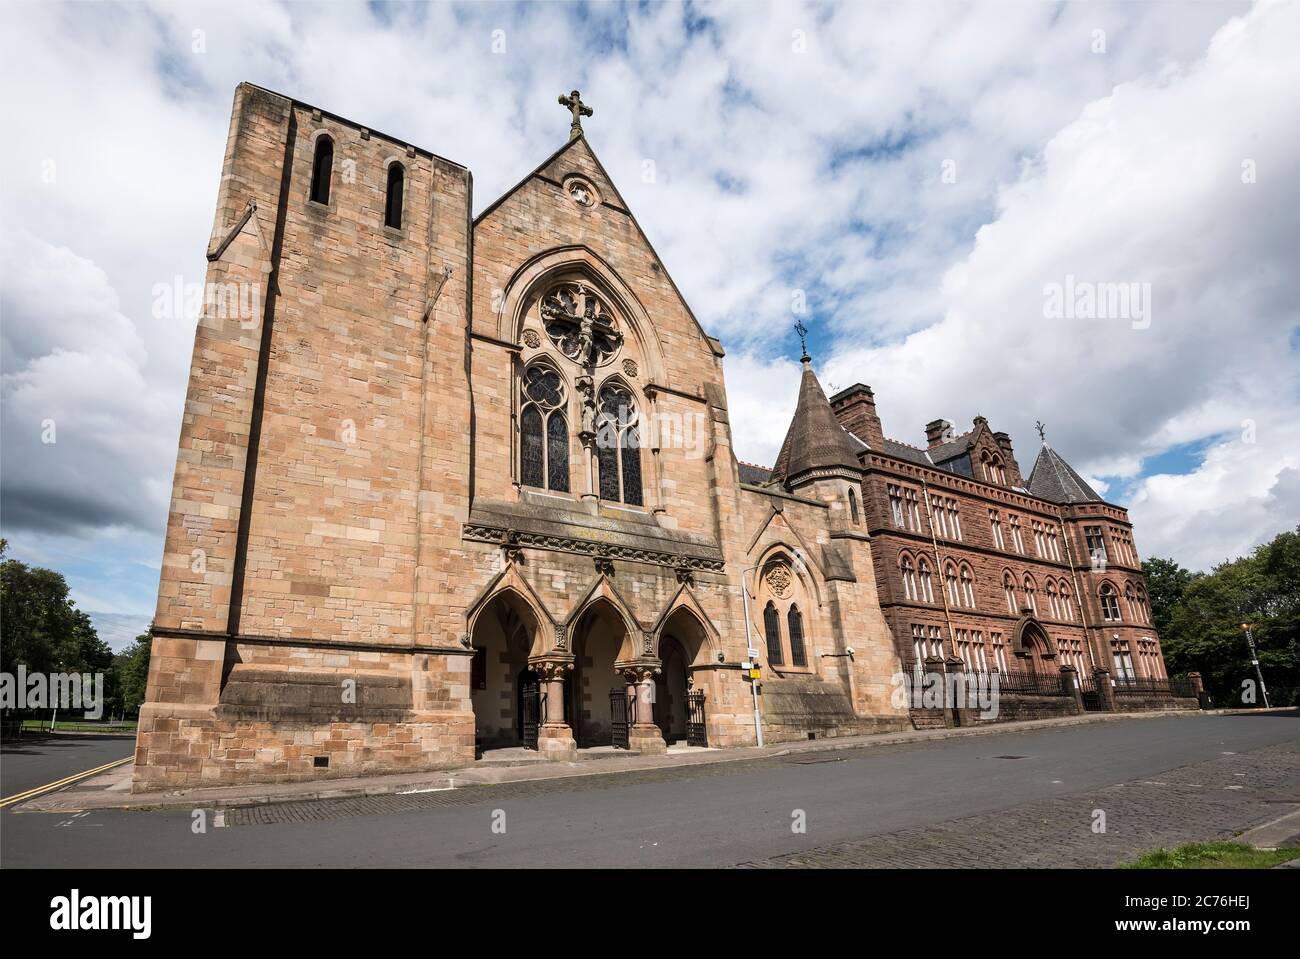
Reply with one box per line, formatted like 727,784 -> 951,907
787,605 -> 806,666
520,405 -> 543,488
540,284 -> 621,365
520,364 -> 568,492
524,366 -> 564,407
597,438 -> 619,500
621,426 -> 642,506
764,602 -> 783,666
547,411 -> 570,492
595,383 -> 640,505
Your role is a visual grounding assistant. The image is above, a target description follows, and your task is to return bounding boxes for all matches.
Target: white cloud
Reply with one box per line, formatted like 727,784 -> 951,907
0,0 -> 1292,622
817,0 -> 1300,569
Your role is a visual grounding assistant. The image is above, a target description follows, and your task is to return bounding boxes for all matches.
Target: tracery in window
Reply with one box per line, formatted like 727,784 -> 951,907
595,381 -> 641,505
539,283 -> 622,367
519,364 -> 569,492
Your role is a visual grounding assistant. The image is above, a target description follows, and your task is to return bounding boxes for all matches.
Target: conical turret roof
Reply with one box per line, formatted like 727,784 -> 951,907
769,357 -> 863,490
1026,443 -> 1103,504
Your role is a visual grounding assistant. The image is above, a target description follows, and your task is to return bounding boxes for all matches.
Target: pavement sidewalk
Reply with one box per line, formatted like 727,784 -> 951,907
23,706 -> 1291,815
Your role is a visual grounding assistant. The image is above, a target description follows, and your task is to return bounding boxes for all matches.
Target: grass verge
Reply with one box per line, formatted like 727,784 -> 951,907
1123,841 -> 1300,869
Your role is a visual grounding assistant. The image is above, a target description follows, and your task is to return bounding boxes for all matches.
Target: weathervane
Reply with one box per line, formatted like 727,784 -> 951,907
558,89 -> 593,140
1035,420 -> 1047,443
794,319 -> 810,362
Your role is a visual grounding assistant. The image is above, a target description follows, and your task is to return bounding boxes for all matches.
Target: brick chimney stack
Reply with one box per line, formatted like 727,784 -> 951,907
829,383 -> 884,450
993,431 -> 1024,485
925,419 -> 953,449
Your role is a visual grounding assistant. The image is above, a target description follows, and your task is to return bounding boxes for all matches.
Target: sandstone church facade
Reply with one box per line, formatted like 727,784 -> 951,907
134,84 -> 1176,790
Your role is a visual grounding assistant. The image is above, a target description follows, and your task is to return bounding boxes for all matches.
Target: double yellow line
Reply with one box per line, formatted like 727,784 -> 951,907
0,756 -> 133,809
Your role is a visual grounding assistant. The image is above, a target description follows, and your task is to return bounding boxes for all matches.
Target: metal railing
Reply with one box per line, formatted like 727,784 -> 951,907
1113,676 -> 1197,700
897,660 -> 1071,698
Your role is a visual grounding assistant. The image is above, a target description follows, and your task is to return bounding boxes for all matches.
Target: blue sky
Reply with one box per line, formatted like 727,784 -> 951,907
2,0 -> 1298,649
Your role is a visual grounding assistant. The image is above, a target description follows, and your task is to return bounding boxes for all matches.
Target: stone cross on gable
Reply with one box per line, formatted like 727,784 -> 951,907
558,89 -> 593,140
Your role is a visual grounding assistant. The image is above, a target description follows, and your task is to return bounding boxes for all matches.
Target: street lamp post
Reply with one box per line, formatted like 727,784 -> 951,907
1239,623 -> 1271,708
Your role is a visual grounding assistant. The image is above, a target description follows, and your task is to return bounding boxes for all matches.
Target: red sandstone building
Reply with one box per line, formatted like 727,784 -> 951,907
829,384 -> 1168,693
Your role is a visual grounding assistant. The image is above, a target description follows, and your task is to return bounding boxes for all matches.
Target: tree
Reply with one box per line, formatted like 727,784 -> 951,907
1141,556 -> 1198,635
112,631 -> 153,718
1157,527 -> 1300,705
1,541 -> 115,717
1,550 -> 102,675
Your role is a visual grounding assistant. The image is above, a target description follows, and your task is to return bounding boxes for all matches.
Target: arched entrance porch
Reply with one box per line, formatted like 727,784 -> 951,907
468,590 -> 543,755
569,599 -> 633,748
654,606 -> 712,746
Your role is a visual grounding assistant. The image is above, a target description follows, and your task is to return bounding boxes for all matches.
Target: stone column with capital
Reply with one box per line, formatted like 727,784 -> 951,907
620,661 -> 667,754
530,656 -> 577,761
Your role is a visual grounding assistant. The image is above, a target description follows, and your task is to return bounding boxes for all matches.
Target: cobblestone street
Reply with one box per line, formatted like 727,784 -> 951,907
739,739 -> 1300,867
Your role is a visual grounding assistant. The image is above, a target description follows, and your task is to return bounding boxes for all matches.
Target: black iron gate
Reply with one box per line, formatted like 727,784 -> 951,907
610,688 -> 630,749
1077,674 -> 1103,712
520,676 -> 541,750
686,690 -> 707,747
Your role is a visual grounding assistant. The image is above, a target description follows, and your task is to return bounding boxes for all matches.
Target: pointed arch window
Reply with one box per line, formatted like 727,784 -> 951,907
384,162 -> 404,229
1023,575 -> 1038,615
546,409 -> 570,491
787,605 -> 807,667
520,364 -> 569,492
848,487 -> 860,525
1004,573 -> 1017,614
1100,583 -> 1122,621
521,405 -> 545,488
310,135 -> 334,205
901,554 -> 917,601
918,559 -> 934,603
596,382 -> 642,506
960,565 -> 975,608
945,563 -> 960,606
1061,582 -> 1075,621
1046,581 -> 1059,619
763,601 -> 783,666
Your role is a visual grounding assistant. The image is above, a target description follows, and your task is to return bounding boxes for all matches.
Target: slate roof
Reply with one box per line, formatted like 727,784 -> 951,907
926,430 -> 977,466
1026,444 -> 1103,504
769,359 -> 863,489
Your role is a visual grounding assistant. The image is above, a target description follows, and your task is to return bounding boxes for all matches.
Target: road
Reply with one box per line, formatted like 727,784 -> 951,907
0,733 -> 134,800
2,714 -> 1297,867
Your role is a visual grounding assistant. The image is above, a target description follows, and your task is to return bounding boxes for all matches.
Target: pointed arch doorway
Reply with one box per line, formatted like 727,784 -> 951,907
1013,618 -> 1055,674
468,591 -> 542,754
654,606 -> 712,747
568,599 -> 631,748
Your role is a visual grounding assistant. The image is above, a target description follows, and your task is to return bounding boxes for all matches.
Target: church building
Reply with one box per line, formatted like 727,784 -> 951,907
133,84 -> 1179,789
